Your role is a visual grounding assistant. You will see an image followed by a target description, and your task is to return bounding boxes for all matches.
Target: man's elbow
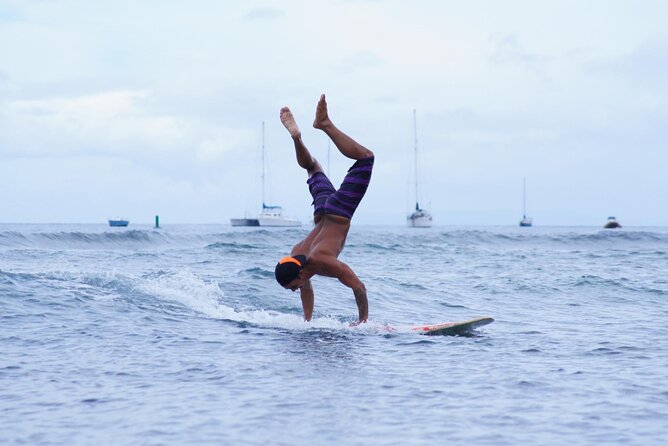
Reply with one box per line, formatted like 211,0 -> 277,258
353,282 -> 366,294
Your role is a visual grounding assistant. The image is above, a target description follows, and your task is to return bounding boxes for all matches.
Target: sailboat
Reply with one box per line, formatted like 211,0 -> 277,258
407,109 -> 433,228
519,177 -> 533,227
604,216 -> 621,228
231,122 -> 300,227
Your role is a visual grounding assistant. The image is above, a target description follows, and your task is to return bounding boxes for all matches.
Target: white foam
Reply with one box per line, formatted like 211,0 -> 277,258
135,270 -> 391,334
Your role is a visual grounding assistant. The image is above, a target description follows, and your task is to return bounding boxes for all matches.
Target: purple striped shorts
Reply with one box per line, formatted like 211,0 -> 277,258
307,156 -> 374,220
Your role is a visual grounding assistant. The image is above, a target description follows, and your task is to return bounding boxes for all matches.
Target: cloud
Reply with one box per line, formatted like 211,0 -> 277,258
337,51 -> 384,70
11,89 -> 148,119
242,7 -> 283,21
0,4 -> 22,22
195,127 -> 257,164
585,40 -> 668,89
1,90 -> 190,156
488,33 -> 550,77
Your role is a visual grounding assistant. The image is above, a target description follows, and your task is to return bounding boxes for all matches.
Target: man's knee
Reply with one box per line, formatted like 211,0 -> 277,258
361,148 -> 374,159
307,159 -> 324,175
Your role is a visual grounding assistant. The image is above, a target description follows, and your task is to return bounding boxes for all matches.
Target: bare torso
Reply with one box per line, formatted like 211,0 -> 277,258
291,214 -> 351,276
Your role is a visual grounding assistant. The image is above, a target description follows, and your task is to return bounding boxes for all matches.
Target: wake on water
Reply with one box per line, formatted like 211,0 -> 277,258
135,270 -> 407,335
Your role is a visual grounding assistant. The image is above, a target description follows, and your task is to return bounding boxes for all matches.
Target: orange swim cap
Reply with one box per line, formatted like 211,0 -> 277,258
275,255 -> 307,286
278,256 -> 303,267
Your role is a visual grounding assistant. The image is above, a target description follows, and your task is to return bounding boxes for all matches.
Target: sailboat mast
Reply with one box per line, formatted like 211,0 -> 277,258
413,109 -> 419,210
261,121 -> 266,208
523,176 -> 527,218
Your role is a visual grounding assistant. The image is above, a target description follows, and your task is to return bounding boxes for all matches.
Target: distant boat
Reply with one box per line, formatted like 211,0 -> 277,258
604,216 -> 622,229
258,204 -> 300,227
407,109 -> 432,228
519,177 -> 533,227
407,203 -> 432,228
230,122 -> 300,227
108,218 -> 129,227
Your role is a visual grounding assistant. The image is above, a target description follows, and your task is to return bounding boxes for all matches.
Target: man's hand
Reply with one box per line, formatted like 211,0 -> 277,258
349,319 -> 367,327
353,286 -> 368,323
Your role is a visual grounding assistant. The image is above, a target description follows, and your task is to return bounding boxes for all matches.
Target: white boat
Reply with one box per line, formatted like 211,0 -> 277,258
230,122 -> 300,227
407,205 -> 433,228
407,109 -> 432,228
519,177 -> 533,227
257,204 -> 301,227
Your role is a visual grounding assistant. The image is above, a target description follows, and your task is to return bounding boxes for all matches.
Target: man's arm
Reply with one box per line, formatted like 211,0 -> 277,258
351,286 -> 369,324
299,278 -> 314,322
329,259 -> 368,323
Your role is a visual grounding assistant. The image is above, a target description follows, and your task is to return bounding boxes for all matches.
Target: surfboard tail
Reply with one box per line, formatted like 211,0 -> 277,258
412,317 -> 494,336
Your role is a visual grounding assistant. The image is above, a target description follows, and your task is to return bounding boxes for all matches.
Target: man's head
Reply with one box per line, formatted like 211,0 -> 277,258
275,255 -> 307,290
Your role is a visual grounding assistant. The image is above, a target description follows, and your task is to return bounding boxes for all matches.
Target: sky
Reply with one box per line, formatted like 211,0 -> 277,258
1,0 -> 667,226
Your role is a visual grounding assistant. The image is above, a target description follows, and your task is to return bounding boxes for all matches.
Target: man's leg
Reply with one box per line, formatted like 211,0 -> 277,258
313,94 -> 374,160
280,106 -> 323,177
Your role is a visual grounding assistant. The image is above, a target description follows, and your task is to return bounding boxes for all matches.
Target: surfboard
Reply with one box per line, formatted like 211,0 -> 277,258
411,316 -> 494,336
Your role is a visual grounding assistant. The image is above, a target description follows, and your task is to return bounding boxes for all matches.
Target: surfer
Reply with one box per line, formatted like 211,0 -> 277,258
275,94 -> 374,324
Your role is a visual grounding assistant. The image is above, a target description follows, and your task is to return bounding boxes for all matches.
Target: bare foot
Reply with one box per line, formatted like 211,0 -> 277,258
280,106 -> 301,138
313,94 -> 333,130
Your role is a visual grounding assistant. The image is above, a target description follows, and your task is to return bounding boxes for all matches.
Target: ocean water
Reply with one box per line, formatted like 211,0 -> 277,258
1,223 -> 667,445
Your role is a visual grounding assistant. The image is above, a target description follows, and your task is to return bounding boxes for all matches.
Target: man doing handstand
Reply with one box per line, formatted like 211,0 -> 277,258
274,94 -> 374,324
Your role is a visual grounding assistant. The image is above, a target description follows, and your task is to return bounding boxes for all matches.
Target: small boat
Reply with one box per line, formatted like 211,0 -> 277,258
108,218 -> 129,227
604,216 -> 621,229
519,177 -> 533,227
519,216 -> 533,227
407,109 -> 433,228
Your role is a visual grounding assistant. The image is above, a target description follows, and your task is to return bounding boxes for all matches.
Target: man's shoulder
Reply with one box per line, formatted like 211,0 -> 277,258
306,252 -> 342,275
291,239 -> 310,254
